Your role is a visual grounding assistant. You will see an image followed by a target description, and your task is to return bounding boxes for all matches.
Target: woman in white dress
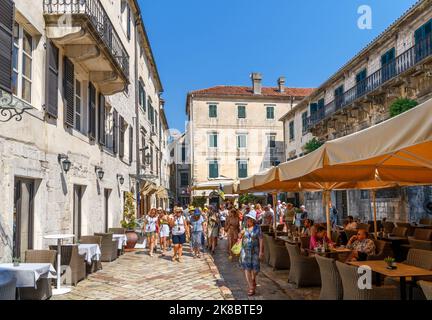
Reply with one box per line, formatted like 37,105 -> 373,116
158,208 -> 170,256
143,208 -> 158,257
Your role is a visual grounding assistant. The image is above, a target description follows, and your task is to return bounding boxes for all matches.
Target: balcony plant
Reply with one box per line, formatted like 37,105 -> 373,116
389,98 -> 418,117
120,192 -> 138,249
304,138 -> 324,154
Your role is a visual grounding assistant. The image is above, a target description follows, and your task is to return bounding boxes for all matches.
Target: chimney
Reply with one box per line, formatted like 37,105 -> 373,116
278,76 -> 286,93
251,73 -> 262,95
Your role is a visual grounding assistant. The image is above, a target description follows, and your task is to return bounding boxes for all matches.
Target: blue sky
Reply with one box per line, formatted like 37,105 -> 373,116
139,0 -> 418,131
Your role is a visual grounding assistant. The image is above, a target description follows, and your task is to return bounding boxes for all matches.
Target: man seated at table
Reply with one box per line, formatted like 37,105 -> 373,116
346,229 -> 376,261
344,216 -> 358,231
309,226 -> 334,250
301,219 -> 315,237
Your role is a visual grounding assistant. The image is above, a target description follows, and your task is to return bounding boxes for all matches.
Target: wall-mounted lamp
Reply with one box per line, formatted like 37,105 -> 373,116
145,153 -> 152,165
58,154 -> 72,174
117,174 -> 125,185
95,166 -> 105,180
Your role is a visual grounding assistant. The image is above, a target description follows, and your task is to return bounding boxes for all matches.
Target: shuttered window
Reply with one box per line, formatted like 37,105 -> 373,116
209,104 -> 217,118
0,0 -> 14,93
138,81 -> 146,111
119,116 -> 125,159
88,82 -> 96,139
266,106 -> 275,119
237,105 -> 246,119
45,41 -> 59,118
98,94 -> 106,145
129,126 -> 133,164
63,57 -> 75,127
237,160 -> 248,178
209,160 -> 219,179
113,109 -> 118,155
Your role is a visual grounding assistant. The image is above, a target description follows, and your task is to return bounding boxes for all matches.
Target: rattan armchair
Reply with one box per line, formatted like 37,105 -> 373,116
407,229 -> 432,251
396,222 -> 414,236
264,234 -> 290,270
49,245 -> 86,286
315,255 -> 343,300
390,227 -> 408,237
108,228 -> 126,234
285,243 -> 321,288
368,239 -> 394,261
336,261 -> 398,300
419,218 -> 432,225
383,221 -> 395,234
19,250 -> 56,300
0,271 -> 16,300
94,233 -> 118,262
418,280 -> 432,300
79,235 -> 103,272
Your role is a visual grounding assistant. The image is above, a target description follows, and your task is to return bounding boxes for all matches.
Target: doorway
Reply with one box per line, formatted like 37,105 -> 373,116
73,185 -> 84,241
13,178 -> 35,259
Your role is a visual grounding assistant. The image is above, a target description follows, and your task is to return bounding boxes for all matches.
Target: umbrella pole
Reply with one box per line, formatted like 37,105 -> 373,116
371,189 -> 378,239
273,192 -> 277,237
325,190 -> 331,239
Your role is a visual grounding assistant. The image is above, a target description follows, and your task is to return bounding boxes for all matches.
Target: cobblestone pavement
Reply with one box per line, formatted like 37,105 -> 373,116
52,238 -> 320,300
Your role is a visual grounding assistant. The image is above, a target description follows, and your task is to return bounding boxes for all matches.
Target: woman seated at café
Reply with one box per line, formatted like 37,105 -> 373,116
346,229 -> 376,262
301,219 -> 315,237
309,226 -> 334,250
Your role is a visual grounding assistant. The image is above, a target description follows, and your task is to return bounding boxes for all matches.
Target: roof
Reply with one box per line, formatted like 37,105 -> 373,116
189,85 -> 315,98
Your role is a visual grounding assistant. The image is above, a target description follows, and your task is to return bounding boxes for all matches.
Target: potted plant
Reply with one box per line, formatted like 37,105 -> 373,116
121,192 -> 138,249
384,257 -> 397,269
13,257 -> 21,267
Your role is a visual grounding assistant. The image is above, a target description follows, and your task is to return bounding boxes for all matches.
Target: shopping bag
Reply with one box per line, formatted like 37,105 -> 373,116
231,242 -> 242,255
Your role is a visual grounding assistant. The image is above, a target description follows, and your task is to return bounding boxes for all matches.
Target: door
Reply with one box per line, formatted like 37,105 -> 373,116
73,185 -> 84,241
381,48 -> 396,82
356,69 -> 367,97
104,189 -> 111,232
335,191 -> 348,220
415,19 -> 432,62
13,178 -> 35,259
334,85 -> 344,109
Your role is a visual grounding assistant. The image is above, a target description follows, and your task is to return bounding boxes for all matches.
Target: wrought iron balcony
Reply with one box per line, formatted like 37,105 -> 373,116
44,0 -> 129,93
307,34 -> 432,131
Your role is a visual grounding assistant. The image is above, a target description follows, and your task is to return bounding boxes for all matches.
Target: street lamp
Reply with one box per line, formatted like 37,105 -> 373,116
117,174 -> 125,185
58,154 -> 72,174
95,166 -> 104,180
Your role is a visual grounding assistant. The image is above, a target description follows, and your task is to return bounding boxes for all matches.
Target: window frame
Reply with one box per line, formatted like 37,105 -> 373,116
208,160 -> 219,179
237,160 -> 248,179
236,134 -> 247,149
289,120 -> 295,141
12,22 -> 33,103
266,106 -> 275,120
208,132 -> 218,148
209,104 -> 218,118
237,105 -> 246,119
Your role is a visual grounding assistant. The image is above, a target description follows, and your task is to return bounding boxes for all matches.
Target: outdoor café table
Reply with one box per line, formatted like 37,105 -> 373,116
0,263 -> 56,289
43,234 -> 74,295
276,236 -> 301,246
113,234 -> 127,250
65,244 -> 101,264
305,247 -> 352,259
348,260 -> 432,300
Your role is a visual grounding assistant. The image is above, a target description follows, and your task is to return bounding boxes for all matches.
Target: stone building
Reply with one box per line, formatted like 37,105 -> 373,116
0,0 -> 167,262
280,0 -> 432,224
186,73 -> 314,205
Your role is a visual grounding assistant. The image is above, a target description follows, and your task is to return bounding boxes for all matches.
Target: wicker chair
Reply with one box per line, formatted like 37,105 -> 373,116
407,229 -> 432,251
79,236 -> 103,272
262,233 -> 271,265
300,236 -> 311,252
315,255 -> 343,300
396,222 -> 414,236
368,239 -> 394,261
390,227 -> 408,237
264,234 -> 290,270
94,233 -> 118,262
419,218 -> 432,225
49,245 -> 86,285
19,250 -> 56,300
0,271 -> 16,300
108,228 -> 126,234
418,281 -> 432,300
285,243 -> 321,288
383,221 -> 395,234
336,261 -> 398,300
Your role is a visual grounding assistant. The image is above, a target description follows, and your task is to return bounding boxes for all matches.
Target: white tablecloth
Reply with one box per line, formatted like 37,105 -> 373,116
78,244 -> 101,264
113,234 -> 127,249
0,263 -> 56,288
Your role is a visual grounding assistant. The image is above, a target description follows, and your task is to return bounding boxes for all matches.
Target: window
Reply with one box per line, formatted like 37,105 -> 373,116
266,106 -> 275,119
74,80 -> 82,132
334,85 -> 344,108
268,134 -> 276,148
121,0 -> 131,40
209,160 -> 219,178
180,172 -> 189,187
237,160 -> 248,178
289,121 -> 295,141
154,111 -> 158,134
381,48 -> 396,81
208,133 -> 218,148
237,134 -> 247,149
302,112 -> 308,134
12,23 -> 33,103
356,69 -> 367,96
209,104 -> 217,118
237,105 -> 246,119
414,18 -> 432,62
181,143 -> 186,162
138,82 -> 146,111
105,105 -> 114,152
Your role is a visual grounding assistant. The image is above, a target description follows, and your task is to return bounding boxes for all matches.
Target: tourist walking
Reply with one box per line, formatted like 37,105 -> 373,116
189,208 -> 206,258
219,204 -> 228,239
158,208 -> 170,256
225,208 -> 241,259
143,208 -> 158,257
170,207 -> 190,262
207,207 -> 220,255
238,210 -> 264,296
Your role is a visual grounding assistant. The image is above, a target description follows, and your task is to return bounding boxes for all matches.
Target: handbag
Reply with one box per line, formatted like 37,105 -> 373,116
231,242 -> 242,255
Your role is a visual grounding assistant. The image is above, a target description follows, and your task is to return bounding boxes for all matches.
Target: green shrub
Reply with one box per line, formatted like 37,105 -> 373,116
192,196 -> 207,209
239,193 -> 257,205
304,138 -> 324,154
389,98 -> 418,117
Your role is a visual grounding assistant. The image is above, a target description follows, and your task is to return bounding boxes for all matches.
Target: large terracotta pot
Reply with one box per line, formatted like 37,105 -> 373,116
125,230 -> 138,249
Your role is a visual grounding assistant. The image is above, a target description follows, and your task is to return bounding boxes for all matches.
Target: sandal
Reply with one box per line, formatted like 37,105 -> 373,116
247,289 -> 255,296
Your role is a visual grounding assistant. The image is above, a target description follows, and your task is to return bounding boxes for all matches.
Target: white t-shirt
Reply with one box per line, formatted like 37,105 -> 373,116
145,216 -> 158,233
219,209 -> 228,222
172,215 -> 186,235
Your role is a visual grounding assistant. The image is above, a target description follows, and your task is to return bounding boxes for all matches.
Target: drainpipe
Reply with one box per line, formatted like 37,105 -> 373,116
134,15 -> 141,216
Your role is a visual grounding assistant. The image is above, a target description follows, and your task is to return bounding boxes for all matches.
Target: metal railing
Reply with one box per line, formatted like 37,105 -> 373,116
44,0 -> 129,79
307,34 -> 432,130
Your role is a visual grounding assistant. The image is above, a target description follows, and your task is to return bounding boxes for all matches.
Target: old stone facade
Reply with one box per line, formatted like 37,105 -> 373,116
186,74 -> 314,202
0,0 -> 168,262
281,0 -> 432,224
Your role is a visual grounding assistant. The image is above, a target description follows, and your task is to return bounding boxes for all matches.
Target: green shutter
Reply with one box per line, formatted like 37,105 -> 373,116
209,105 -> 217,118
238,106 -> 246,118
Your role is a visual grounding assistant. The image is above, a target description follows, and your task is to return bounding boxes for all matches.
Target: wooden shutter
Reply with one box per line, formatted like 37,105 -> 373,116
113,109 -> 118,154
129,126 -> 133,164
46,41 -> 59,118
98,94 -> 105,145
63,57 -> 75,127
119,115 -> 125,159
0,0 -> 14,93
88,82 -> 96,139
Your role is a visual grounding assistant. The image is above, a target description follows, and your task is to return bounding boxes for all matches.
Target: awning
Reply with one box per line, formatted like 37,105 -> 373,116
141,181 -> 158,196
192,178 -> 237,195
155,186 -> 169,199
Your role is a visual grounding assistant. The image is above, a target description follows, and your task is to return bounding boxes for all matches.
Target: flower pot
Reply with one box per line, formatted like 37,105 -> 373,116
125,230 -> 138,249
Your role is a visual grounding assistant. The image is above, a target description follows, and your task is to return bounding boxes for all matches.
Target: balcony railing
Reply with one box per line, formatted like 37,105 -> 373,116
44,0 -> 129,80
307,34 -> 432,130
